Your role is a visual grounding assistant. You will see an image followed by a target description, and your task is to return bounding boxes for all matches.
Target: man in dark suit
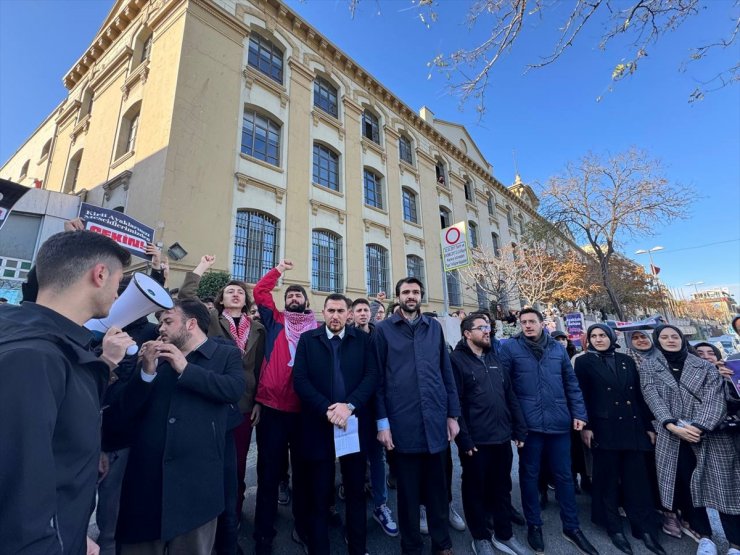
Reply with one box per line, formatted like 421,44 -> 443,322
292,294 -> 379,555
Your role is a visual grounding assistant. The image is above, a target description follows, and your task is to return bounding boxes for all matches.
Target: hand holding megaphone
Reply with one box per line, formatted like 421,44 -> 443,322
101,327 -> 136,366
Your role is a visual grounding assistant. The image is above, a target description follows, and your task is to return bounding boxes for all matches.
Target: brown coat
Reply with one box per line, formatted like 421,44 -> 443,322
180,271 -> 265,413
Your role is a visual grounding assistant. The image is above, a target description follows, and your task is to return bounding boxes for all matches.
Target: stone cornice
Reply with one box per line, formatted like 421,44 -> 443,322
102,170 -> 132,200
363,218 -> 390,237
310,199 -> 345,223
55,100 -> 81,127
90,46 -> 133,92
235,172 -> 285,203
243,65 -> 288,108
191,0 -> 249,38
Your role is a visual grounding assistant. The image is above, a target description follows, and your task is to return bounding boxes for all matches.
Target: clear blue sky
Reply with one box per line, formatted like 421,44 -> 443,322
1,0 -> 738,304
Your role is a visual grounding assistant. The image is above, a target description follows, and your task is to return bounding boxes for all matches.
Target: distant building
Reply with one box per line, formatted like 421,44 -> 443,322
1,0 -> 582,312
691,288 -> 738,323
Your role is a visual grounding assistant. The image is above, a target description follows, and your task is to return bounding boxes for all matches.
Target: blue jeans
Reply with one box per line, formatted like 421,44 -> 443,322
519,431 -> 580,531
367,438 -> 387,508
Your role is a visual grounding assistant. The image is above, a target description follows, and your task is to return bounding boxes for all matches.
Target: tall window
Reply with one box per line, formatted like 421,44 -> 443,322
116,102 -> 141,158
80,89 -> 94,119
363,169 -> 384,209
366,244 -> 389,296
233,210 -> 280,283
312,230 -> 343,292
362,110 -> 380,144
19,160 -> 29,179
241,109 -> 280,166
248,34 -> 284,83
487,195 -> 495,216
506,207 -> 513,227
435,160 -> 446,186
140,33 -> 153,64
447,270 -> 461,306
519,218 -> 525,235
464,179 -> 474,202
399,134 -> 413,164
406,255 -> 425,287
40,139 -> 51,160
476,281 -> 488,310
64,149 -> 83,193
313,77 -> 338,118
491,233 -> 501,257
402,188 -> 418,223
468,221 -> 479,248
440,206 -> 451,229
312,144 -> 339,191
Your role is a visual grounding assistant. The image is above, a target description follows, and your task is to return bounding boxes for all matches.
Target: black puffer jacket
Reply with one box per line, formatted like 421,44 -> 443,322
450,339 -> 527,452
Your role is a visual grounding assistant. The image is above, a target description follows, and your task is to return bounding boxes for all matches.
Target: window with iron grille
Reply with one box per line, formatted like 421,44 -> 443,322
402,188 -> 418,223
314,77 -> 338,118
464,179 -> 474,202
247,34 -> 283,83
476,281 -> 488,310
491,233 -> 501,258
362,110 -> 380,143
364,169 -> 384,209
366,244 -> 389,296
468,221 -> 479,248
241,110 -> 280,166
440,206 -> 451,229
233,210 -> 280,283
447,270 -> 462,306
406,255 -> 425,288
313,144 -> 339,191
312,230 -> 343,292
399,135 -> 413,164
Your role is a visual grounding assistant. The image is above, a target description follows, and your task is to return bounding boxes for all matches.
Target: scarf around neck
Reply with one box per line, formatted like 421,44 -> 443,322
284,309 -> 318,366
523,332 -> 548,360
653,324 -> 688,370
222,312 -> 251,352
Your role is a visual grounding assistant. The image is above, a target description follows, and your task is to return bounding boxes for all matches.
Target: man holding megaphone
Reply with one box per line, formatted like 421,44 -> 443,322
0,230 -> 132,555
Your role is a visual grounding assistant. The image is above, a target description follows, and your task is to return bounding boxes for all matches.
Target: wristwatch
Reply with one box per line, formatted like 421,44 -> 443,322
347,403 -> 356,414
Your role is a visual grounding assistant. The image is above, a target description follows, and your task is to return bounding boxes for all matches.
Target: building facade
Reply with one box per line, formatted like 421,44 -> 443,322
1,0 -> 582,312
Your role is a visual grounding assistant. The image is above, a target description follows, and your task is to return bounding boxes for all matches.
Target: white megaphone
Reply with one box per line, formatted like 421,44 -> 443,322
85,272 -> 174,355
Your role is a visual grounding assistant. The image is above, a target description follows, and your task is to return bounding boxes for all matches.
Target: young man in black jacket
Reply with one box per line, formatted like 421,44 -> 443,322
451,315 -> 529,555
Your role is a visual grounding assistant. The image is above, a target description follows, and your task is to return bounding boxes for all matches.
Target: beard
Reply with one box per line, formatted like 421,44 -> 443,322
165,328 -> 191,350
285,302 -> 307,313
399,300 -> 418,314
470,336 -> 490,350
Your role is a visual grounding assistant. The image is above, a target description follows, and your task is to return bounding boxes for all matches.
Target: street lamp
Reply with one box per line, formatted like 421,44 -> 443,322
635,246 -> 664,275
685,281 -> 704,295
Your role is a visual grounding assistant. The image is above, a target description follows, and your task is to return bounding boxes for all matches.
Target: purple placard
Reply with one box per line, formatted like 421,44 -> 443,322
725,359 -> 740,397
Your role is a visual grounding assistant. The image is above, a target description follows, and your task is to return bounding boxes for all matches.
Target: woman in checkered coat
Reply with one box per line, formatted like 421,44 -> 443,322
640,325 -> 740,554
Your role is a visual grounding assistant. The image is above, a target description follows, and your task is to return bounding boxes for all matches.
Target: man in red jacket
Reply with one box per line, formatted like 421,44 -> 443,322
253,259 -> 318,554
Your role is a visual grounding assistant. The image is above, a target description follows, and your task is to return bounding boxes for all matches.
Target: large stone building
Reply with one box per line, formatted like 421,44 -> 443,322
1,0 -> 581,312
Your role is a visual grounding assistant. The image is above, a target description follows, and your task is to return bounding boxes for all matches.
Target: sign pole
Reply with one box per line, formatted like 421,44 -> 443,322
440,253 -> 449,317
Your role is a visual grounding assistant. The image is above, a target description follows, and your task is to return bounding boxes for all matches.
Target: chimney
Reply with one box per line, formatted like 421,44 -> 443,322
419,106 -> 435,125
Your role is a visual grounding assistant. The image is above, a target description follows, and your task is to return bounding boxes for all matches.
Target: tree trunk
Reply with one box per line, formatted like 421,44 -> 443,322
598,255 -> 625,321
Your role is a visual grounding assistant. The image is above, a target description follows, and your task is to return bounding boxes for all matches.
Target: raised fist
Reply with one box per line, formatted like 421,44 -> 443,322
278,259 -> 294,273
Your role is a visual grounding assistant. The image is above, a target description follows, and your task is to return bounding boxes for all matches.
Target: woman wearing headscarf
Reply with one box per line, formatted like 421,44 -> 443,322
574,324 -> 664,555
625,330 -> 659,368
640,325 -> 740,555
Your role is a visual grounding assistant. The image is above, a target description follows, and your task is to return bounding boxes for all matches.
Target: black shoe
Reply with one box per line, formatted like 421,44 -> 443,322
527,525 -> 544,554
510,507 -> 525,526
640,533 -> 667,555
563,529 -> 599,555
608,532 -> 633,554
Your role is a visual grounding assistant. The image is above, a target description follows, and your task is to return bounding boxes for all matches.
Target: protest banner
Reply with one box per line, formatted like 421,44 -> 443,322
565,312 -> 585,348
0,179 -> 30,231
79,203 -> 154,260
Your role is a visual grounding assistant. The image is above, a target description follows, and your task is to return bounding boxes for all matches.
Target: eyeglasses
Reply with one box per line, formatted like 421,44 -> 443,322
472,325 -> 492,332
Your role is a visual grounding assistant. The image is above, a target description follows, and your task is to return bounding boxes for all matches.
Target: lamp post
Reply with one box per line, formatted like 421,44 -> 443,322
635,246 -> 668,318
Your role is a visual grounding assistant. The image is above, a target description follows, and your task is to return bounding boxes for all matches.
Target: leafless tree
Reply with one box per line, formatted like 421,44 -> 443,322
540,148 -> 695,320
460,245 -> 520,308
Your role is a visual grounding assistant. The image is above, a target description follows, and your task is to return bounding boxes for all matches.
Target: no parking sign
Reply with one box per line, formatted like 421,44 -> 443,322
441,222 -> 471,271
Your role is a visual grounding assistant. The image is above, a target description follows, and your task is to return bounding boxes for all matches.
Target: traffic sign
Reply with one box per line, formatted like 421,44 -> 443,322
441,221 -> 471,271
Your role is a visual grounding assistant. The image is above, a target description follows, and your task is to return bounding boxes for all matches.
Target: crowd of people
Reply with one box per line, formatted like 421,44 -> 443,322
1,227 -> 739,555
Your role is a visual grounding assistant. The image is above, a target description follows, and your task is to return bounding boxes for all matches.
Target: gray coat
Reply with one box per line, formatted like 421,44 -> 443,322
640,354 -> 740,514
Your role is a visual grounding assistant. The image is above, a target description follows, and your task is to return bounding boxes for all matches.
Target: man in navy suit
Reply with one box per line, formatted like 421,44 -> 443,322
292,294 -> 379,555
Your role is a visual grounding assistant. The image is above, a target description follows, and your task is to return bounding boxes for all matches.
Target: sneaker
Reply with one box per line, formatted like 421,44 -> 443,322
492,535 -> 530,555
472,539 -> 496,555
563,529 -> 599,555
420,505 -> 429,535
373,504 -> 399,537
697,538 -> 717,555
278,480 -> 291,505
338,484 -> 346,501
682,520 -> 702,543
527,525 -> 544,554
291,528 -> 308,554
449,503 -> 466,531
662,512 -> 682,538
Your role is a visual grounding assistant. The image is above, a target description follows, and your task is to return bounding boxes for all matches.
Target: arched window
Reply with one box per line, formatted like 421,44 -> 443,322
402,187 -> 418,224
440,206 -> 451,229
313,77 -> 338,118
115,102 -> 141,159
447,270 -> 462,306
406,255 -> 425,287
506,207 -> 513,227
487,194 -> 495,216
64,149 -> 83,193
464,178 -> 474,202
361,110 -> 380,144
366,244 -> 389,296
313,143 -> 340,191
363,168 -> 384,209
40,139 -> 52,160
399,134 -> 413,165
241,108 -> 281,166
233,210 -> 280,283
248,34 -> 284,83
19,160 -> 30,179
491,233 -> 501,258
312,230 -> 343,292
80,88 -> 94,119
468,221 -> 479,248
435,159 -> 446,186
133,28 -> 153,68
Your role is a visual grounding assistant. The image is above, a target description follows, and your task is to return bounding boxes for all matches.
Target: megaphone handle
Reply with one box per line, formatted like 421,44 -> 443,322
126,344 -> 139,356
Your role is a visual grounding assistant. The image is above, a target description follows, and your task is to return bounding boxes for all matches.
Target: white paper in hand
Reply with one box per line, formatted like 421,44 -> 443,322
334,415 -> 360,458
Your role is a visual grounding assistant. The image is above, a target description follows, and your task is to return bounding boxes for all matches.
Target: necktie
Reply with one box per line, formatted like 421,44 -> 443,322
330,335 -> 346,402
